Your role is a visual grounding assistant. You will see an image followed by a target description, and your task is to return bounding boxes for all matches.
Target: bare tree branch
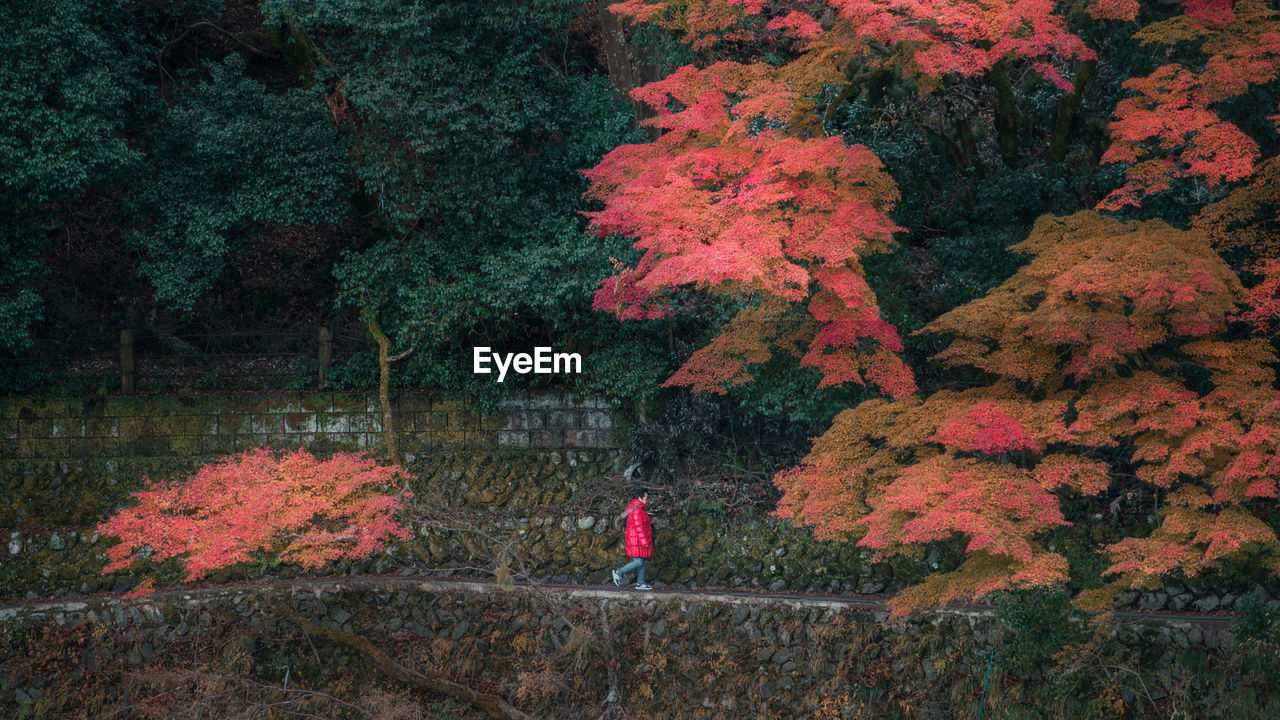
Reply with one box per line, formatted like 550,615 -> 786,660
269,598 -> 532,720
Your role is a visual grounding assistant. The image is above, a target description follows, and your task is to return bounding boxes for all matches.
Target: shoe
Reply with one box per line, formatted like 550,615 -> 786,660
635,583 -> 653,590
611,570 -> 622,586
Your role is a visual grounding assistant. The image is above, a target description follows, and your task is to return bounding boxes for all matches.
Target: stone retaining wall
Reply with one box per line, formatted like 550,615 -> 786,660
0,389 -> 616,463
1,580 -> 1270,719
3,441 -> 1278,616
0,448 -> 623,528
0,510 -> 915,603
8,501 -> 1279,618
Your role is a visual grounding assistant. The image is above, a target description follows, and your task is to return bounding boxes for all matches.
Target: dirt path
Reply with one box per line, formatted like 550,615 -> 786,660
0,573 -> 1241,630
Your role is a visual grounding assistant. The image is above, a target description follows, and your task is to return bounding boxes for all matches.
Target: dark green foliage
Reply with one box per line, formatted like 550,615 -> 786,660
0,228 -> 46,354
0,358 -> 61,395
258,0 -> 653,401
1237,594 -> 1280,645
0,0 -> 147,211
727,353 -> 860,426
568,324 -> 672,407
1236,594 -> 1280,688
261,0 -> 626,242
620,382 -> 815,499
995,588 -> 1090,672
128,56 -> 349,311
0,0 -> 150,352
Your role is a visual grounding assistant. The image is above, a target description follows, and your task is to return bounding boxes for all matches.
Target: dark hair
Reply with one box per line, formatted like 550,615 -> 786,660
627,486 -> 647,500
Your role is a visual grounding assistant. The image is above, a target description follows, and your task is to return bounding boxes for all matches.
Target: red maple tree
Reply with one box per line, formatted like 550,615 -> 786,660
1098,0 -> 1280,209
595,1 -> 1280,613
97,448 -> 411,582
588,0 -> 1099,395
585,60 -> 914,395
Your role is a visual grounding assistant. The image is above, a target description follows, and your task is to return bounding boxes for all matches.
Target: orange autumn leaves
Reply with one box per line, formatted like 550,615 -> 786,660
587,0 -> 1098,397
97,449 -> 410,583
588,0 -> 1278,394
777,213 -> 1280,612
610,0 -> 1093,88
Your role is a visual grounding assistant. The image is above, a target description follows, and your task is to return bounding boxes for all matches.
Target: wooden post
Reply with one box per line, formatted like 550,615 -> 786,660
318,326 -> 332,389
120,329 -> 135,395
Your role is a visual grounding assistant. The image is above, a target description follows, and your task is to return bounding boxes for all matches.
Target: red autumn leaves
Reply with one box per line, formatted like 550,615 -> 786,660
97,449 -> 410,583
587,1 -> 1280,612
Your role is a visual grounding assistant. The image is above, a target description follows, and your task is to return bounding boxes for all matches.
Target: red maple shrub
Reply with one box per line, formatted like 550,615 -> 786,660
97,448 -> 411,583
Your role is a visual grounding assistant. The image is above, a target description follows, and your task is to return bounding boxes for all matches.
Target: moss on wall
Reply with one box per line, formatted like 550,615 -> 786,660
3,583 -> 1278,719
0,389 -> 616,467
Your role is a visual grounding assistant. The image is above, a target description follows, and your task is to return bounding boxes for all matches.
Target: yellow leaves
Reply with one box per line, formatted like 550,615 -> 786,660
889,550 -> 1069,615
1101,503 -> 1279,588
1201,507 -> 1277,562
662,298 -> 799,393
1086,0 -> 1139,21
1192,156 -> 1280,258
776,208 -> 1280,613
928,212 -> 1242,383
1034,455 -> 1111,494
1072,583 -> 1129,612
1168,484 -> 1214,508
122,576 -> 157,598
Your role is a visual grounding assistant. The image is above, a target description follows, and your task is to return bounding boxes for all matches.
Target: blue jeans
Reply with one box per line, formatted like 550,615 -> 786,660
616,557 -> 648,585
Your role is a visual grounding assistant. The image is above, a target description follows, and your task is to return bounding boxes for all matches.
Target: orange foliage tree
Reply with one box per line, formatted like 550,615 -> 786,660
608,0 -> 1092,87
775,212 -> 1280,612
1193,156 -> 1280,334
97,448 -> 411,583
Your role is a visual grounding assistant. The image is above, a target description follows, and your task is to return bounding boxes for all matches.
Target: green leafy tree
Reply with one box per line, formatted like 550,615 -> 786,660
261,0 -> 645,393
128,55 -> 350,311
0,0 -> 150,351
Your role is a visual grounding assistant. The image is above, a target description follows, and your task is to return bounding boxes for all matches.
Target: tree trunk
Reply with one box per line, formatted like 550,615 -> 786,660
599,6 -> 637,106
363,311 -> 401,467
1049,59 -> 1097,163
598,4 -> 661,139
990,62 -> 1020,166
957,117 -> 980,176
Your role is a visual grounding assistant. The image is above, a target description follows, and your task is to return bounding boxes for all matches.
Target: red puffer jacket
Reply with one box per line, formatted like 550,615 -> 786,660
623,499 -> 652,558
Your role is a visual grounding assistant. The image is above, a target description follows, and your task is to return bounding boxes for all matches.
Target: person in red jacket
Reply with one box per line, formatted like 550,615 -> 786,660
611,492 -> 653,590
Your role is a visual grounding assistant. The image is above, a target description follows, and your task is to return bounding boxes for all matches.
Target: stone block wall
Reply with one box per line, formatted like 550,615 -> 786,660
0,447 -> 624,528
0,389 -> 616,463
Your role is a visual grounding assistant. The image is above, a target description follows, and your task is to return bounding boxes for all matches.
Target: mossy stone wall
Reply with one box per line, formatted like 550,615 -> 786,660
2,581 -> 1273,719
0,389 -> 615,463
0,389 -> 615,527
